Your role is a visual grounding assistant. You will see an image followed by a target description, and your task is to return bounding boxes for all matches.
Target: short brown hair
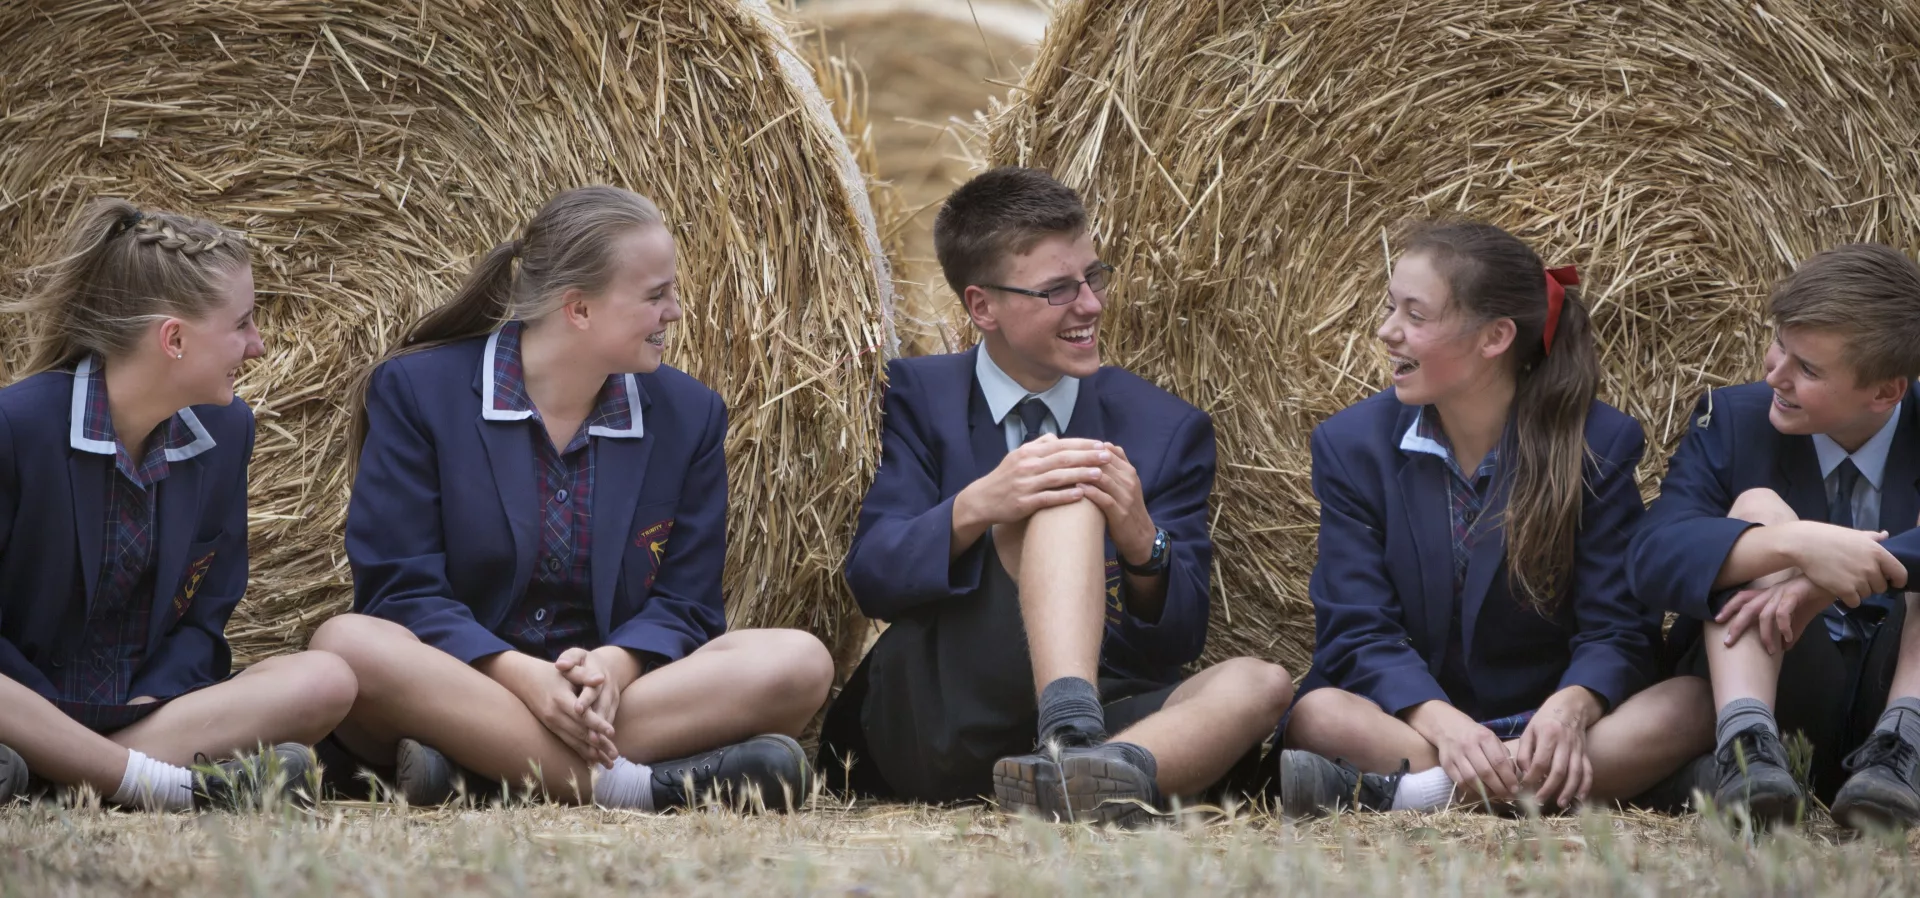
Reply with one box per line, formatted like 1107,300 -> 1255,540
932,166 -> 1087,299
1770,243 -> 1920,384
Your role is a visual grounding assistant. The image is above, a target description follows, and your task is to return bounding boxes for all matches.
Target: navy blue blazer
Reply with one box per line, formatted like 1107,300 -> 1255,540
346,337 -> 729,666
845,346 -> 1216,685
0,369 -> 253,704
1303,390 -> 1658,720
1630,381 -> 1920,640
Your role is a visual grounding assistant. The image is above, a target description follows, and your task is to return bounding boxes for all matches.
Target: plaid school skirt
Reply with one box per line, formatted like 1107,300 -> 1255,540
54,698 -> 172,734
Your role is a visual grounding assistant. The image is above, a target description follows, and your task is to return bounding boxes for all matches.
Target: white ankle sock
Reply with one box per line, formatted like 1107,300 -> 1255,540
592,758 -> 656,811
1389,766 -> 1454,811
109,750 -> 194,811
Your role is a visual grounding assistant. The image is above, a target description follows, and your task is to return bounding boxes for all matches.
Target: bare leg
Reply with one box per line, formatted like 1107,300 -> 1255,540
1283,687 -> 1441,773
1705,488 -> 1801,709
1586,675 -> 1715,800
311,614 -> 601,801
611,628 -> 833,764
0,651 -> 355,795
0,676 -> 143,795
112,652 -> 357,765
1885,593 -> 1920,703
1107,657 -> 1292,796
994,500 -> 1106,691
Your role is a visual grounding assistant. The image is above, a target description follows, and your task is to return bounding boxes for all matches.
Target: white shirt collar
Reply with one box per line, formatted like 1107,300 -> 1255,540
67,355 -> 216,461
479,326 -> 645,439
1813,401 -> 1901,491
975,344 -> 1078,432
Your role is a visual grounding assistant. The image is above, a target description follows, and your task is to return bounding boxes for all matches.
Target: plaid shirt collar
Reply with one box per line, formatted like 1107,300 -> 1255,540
1399,405 -> 1499,485
480,321 -> 644,440
69,355 -> 217,483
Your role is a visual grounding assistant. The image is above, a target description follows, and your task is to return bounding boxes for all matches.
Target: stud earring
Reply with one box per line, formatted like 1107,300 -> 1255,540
175,352 -> 184,359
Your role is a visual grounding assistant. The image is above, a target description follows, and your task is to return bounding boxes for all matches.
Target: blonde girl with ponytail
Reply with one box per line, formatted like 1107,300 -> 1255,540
310,186 -> 832,811
0,199 -> 357,810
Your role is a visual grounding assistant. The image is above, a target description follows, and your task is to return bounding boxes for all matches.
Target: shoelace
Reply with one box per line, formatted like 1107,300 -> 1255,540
1334,757 -> 1407,811
1843,731 -> 1917,774
1714,728 -> 1779,771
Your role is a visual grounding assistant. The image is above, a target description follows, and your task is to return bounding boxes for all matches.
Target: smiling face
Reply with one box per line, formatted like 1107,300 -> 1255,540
963,230 -> 1104,390
573,224 -> 682,374
1378,251 -> 1514,407
167,264 -> 266,406
1763,325 -> 1905,448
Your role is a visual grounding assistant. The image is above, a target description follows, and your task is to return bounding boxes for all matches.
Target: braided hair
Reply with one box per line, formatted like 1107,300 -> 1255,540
6,198 -> 250,377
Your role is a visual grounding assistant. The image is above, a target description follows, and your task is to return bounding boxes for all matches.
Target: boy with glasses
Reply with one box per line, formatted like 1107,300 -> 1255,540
817,167 -> 1294,826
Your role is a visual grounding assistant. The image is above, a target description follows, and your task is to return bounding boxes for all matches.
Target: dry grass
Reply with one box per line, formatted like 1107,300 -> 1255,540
0,0 -> 895,666
989,0 -> 1920,671
5,798 -> 1920,896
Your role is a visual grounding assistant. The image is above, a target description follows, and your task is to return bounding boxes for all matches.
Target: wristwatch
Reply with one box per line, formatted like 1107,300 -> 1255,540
1120,528 -> 1171,576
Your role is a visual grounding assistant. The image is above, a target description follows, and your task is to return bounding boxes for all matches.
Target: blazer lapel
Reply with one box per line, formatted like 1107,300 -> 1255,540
477,415 -> 539,607
147,460 -> 203,647
1880,388 -> 1920,534
1457,478 -> 1510,664
1061,372 -> 1104,442
1777,435 -> 1830,523
67,452 -> 107,611
1395,417 -> 1456,669
590,384 -> 655,637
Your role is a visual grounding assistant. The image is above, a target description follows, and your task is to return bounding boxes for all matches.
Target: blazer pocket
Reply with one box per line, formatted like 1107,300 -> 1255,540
168,536 -> 222,627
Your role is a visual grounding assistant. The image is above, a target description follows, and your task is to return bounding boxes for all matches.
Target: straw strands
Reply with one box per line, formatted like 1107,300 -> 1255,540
805,0 -> 1045,355
991,0 -> 1920,670
0,0 -> 895,663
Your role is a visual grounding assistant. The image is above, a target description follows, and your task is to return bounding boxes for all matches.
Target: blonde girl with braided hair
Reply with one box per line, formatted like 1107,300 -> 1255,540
0,198 -> 357,810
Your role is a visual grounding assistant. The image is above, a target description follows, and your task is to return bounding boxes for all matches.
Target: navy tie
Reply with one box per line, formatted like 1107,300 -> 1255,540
1831,458 -> 1862,529
1016,397 -> 1051,444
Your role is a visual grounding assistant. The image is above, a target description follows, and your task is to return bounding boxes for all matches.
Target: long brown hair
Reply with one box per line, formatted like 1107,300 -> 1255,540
6,198 -> 249,379
1406,221 -> 1600,612
348,185 -> 664,456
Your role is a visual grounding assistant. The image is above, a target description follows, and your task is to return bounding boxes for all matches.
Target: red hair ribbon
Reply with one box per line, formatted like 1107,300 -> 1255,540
1542,265 -> 1579,355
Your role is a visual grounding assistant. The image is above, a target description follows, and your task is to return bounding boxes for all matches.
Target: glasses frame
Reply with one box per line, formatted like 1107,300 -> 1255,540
977,262 -> 1117,306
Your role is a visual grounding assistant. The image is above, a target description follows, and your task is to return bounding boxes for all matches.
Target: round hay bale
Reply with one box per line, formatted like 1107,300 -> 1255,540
0,0 -> 896,664
807,0 -> 1045,353
990,0 -> 1920,671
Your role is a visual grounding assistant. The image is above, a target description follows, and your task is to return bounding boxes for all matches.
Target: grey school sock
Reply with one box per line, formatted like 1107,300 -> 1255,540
1037,676 -> 1106,745
1716,697 -> 1779,752
1873,697 -> 1920,748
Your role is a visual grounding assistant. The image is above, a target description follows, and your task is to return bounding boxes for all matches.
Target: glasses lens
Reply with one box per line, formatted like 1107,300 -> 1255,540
1047,283 -> 1080,305
1085,264 -> 1113,296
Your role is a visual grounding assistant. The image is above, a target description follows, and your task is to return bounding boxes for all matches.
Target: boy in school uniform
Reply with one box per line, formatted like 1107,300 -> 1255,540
816,167 -> 1294,826
1631,243 -> 1920,830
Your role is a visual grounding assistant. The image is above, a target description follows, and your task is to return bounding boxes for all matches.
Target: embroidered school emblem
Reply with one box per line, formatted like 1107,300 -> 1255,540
636,519 -> 674,589
173,550 -> 216,620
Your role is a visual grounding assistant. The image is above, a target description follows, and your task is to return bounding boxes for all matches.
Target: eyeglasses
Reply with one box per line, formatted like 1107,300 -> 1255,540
978,262 -> 1116,306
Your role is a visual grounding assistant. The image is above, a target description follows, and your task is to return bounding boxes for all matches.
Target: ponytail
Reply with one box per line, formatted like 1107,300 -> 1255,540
5,198 -> 248,381
1403,221 -> 1599,613
348,186 -> 665,462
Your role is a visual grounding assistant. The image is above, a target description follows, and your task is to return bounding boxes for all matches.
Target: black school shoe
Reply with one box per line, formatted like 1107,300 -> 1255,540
1278,750 -> 1405,819
1626,753 -> 1716,814
993,742 -> 1161,827
650,734 -> 811,812
0,743 -> 25,804
193,743 -> 317,811
1710,726 -> 1804,827
395,738 -> 471,806
1831,732 -> 1920,832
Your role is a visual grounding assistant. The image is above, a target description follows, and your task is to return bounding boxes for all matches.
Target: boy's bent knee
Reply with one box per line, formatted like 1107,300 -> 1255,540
1729,488 -> 1794,525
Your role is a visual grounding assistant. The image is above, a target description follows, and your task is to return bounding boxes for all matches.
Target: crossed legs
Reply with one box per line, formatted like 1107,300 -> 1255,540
310,615 -> 832,803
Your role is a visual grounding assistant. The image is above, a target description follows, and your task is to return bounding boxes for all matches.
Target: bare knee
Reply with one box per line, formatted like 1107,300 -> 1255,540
1026,497 -> 1103,533
1210,657 -> 1294,724
1288,688 -> 1375,741
308,614 -> 418,688
1730,488 -> 1795,526
254,650 -> 358,731
736,629 -> 834,714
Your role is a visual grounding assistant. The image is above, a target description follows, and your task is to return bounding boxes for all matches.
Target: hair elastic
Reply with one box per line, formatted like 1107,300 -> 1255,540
1542,265 -> 1579,355
106,209 -> 144,240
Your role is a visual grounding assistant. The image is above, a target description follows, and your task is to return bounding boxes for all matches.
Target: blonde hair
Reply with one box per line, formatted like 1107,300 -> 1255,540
7,197 -> 249,378
348,185 -> 666,455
